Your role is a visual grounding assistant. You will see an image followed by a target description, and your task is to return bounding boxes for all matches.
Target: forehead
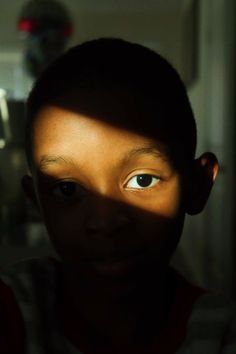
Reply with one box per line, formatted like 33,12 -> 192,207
32,104 -> 170,162
29,84 -> 186,175
35,86 -> 166,138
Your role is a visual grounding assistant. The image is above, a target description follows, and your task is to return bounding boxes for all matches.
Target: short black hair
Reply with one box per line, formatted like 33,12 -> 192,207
26,37 -> 197,170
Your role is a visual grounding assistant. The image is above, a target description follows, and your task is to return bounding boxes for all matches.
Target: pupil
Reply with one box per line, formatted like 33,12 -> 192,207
60,182 -> 76,196
137,175 -> 152,187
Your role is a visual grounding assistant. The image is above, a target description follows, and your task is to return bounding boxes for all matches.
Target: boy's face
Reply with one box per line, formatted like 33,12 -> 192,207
28,102 -> 186,284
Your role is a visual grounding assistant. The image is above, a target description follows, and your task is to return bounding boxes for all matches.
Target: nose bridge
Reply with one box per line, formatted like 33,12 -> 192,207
85,193 -> 129,233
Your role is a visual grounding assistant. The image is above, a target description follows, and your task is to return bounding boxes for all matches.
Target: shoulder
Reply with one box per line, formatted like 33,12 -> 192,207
0,256 -> 58,280
0,257 -> 60,321
0,264 -> 27,354
0,256 -> 59,295
177,292 -> 236,353
0,257 -> 60,354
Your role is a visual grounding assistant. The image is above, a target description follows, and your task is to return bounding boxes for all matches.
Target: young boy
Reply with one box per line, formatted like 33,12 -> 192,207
0,38 -> 235,354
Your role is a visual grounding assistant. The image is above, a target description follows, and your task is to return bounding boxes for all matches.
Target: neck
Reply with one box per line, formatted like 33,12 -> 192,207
60,264 -> 175,343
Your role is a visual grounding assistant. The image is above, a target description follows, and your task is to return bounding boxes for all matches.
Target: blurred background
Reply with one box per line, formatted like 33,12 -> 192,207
0,0 -> 235,297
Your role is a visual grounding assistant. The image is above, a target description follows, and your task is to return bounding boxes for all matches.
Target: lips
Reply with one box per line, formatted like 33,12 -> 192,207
84,249 -> 144,263
88,250 -> 146,276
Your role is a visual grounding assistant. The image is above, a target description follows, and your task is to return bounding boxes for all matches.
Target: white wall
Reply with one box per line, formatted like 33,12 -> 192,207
0,0 -> 194,98
173,0 -> 236,296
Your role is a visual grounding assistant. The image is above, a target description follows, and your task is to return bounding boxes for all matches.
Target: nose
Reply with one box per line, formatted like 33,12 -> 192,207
85,196 -> 130,235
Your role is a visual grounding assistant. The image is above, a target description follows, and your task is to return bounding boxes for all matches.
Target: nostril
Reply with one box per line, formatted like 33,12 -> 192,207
86,212 -> 130,234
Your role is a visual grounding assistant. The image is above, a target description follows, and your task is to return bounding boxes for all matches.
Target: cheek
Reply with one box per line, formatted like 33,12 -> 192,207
133,205 -> 185,242
38,198 -> 86,254
39,198 -> 122,261
129,181 -> 183,219
130,183 -> 185,255
133,210 -> 185,267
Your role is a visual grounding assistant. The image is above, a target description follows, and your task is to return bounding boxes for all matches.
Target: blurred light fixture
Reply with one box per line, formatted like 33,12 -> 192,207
0,139 -> 6,149
0,88 -> 11,148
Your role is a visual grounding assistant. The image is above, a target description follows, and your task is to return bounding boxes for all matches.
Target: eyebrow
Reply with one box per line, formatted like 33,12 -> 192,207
39,155 -> 76,171
118,146 -> 168,167
38,146 -> 168,171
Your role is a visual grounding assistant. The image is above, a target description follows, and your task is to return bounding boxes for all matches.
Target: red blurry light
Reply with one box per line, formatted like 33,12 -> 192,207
18,19 -> 37,33
63,24 -> 73,37
18,18 -> 73,37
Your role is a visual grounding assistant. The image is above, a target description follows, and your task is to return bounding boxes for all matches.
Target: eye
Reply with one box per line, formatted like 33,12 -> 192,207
51,181 -> 85,200
125,174 -> 160,189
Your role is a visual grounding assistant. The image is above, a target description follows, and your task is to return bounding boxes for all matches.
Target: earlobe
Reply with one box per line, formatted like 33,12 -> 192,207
21,175 -> 39,209
186,152 -> 219,215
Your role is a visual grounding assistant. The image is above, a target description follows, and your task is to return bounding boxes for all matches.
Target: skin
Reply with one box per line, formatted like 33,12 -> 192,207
23,103 -> 219,353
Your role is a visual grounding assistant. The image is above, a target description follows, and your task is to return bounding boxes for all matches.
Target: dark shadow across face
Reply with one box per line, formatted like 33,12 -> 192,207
36,172 -> 185,281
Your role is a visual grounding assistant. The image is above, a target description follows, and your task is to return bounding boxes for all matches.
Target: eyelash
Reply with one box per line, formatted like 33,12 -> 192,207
125,174 -> 160,190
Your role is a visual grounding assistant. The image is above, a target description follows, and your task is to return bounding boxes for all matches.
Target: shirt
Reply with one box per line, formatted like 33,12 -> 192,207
0,257 -> 235,354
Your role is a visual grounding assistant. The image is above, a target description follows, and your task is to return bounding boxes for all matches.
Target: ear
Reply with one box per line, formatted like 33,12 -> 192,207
21,174 -> 39,209
185,152 -> 219,215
